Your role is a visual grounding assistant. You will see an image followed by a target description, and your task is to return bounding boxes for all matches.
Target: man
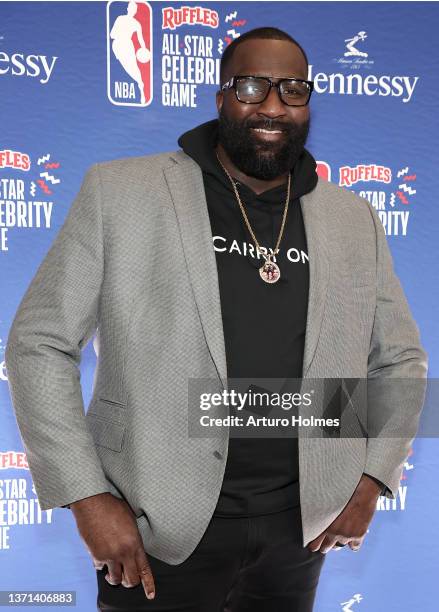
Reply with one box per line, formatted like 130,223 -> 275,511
5,27 -> 427,612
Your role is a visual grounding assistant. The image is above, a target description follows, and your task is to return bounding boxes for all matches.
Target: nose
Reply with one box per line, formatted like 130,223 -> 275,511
256,83 -> 287,118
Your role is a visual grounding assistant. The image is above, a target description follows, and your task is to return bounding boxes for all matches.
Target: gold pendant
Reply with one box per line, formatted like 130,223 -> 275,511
259,258 -> 281,283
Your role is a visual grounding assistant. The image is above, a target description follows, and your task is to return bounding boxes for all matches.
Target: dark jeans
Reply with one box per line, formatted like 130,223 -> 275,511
96,505 -> 326,612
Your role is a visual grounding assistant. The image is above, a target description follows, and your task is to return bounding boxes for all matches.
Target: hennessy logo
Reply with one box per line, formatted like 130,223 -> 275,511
344,31 -> 368,58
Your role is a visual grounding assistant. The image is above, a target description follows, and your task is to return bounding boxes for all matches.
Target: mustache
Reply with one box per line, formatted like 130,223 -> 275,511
245,119 -> 299,133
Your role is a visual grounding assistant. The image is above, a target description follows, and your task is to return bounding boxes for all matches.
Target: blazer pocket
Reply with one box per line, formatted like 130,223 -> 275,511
86,413 -> 125,452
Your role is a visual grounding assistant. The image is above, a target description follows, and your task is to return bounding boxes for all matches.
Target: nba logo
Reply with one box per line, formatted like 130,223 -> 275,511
107,0 -> 153,107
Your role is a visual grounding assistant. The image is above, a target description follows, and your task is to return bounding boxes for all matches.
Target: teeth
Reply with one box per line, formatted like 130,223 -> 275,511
253,128 -> 282,133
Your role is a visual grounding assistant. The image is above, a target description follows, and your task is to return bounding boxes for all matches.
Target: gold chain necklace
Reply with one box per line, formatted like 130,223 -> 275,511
215,151 -> 291,284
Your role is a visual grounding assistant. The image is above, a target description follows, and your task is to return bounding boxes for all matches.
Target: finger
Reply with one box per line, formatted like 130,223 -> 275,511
89,553 -> 105,570
349,539 -> 362,552
93,559 -> 106,570
307,533 -> 327,553
105,560 -> 123,585
120,558 -> 142,588
320,535 -> 339,554
135,547 -> 156,600
334,536 -> 349,550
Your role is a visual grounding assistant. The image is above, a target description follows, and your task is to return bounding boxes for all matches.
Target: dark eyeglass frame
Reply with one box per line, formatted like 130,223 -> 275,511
220,75 -> 314,107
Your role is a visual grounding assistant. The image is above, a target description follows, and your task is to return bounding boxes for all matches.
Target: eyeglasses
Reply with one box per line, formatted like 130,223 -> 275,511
220,75 -> 314,107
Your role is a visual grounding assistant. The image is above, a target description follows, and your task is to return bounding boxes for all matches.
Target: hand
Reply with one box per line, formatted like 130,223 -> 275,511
307,474 -> 382,554
70,493 -> 155,599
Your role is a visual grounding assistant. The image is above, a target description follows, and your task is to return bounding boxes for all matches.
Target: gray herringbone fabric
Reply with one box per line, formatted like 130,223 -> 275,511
5,150 -> 428,564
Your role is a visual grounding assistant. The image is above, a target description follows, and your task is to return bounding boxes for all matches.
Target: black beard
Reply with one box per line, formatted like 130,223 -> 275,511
217,108 -> 310,181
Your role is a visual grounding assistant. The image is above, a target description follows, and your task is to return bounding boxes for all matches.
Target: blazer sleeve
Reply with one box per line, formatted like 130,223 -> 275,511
5,164 -> 112,511
363,200 -> 428,500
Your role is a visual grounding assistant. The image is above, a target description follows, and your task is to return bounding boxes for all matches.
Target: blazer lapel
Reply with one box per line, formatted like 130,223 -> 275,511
164,151 -> 329,386
300,183 -> 330,378
163,152 -> 228,390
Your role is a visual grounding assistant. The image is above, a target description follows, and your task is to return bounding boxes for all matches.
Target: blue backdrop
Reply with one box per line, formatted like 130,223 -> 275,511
1,2 -> 438,610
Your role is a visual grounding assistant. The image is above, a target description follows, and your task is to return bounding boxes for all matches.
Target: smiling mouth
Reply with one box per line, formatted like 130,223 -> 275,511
251,128 -> 284,134
250,127 -> 286,142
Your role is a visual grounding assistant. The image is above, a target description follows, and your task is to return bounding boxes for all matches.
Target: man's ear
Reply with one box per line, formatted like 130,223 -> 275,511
216,90 -> 223,113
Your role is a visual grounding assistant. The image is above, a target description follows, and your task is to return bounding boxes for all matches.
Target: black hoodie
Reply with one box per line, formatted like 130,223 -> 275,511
178,119 -> 318,516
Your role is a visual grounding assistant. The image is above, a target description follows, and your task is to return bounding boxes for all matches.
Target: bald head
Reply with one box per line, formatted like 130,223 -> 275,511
219,27 -> 309,86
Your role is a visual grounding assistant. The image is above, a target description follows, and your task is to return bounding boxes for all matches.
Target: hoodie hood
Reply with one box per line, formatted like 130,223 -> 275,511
177,118 -> 318,204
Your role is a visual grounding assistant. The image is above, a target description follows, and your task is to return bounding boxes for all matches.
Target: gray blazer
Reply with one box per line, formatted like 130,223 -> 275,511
5,149 -> 428,564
